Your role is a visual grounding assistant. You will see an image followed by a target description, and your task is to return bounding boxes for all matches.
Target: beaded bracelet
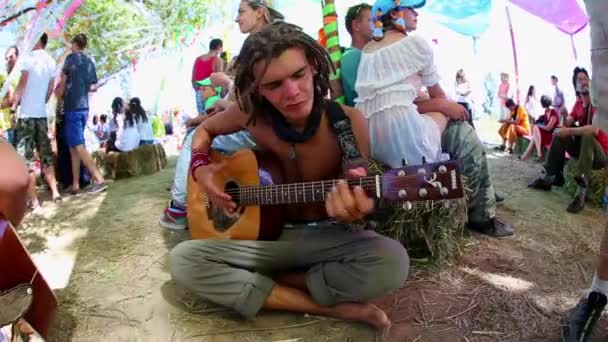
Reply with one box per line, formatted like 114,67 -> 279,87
190,148 -> 210,182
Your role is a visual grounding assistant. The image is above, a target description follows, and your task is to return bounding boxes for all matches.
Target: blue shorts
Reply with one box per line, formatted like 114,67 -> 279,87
140,140 -> 154,145
64,110 -> 88,148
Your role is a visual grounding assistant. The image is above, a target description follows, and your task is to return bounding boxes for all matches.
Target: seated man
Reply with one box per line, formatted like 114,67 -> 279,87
561,2 -> 608,339
529,67 -> 608,213
169,22 -> 408,331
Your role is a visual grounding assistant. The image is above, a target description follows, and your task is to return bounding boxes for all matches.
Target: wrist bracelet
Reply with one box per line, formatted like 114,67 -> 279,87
191,149 -> 209,182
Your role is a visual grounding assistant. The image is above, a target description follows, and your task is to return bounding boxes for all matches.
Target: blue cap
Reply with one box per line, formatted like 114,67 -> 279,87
371,0 -> 426,17
370,0 -> 425,39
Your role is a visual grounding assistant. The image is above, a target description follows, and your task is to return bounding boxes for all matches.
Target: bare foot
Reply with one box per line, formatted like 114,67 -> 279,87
332,302 -> 391,330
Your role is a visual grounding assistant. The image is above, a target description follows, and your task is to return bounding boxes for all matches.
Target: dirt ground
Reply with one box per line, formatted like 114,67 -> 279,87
15,118 -> 608,342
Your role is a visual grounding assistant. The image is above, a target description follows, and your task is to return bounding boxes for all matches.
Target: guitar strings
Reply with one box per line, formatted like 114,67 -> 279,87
220,172 -> 443,196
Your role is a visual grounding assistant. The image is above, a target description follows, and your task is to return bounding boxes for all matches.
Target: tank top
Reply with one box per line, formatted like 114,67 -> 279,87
193,56 -> 216,89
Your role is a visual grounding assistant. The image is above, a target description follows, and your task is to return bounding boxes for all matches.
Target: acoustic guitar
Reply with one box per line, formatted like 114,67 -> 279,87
0,218 -> 58,341
187,149 -> 464,241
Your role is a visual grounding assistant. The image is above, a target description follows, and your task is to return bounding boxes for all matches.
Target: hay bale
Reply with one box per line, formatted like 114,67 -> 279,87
93,143 -> 167,180
367,160 -> 469,264
514,136 -> 531,155
564,159 -> 608,206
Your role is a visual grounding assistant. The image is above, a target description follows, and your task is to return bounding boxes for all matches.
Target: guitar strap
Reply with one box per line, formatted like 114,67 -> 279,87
325,101 -> 367,171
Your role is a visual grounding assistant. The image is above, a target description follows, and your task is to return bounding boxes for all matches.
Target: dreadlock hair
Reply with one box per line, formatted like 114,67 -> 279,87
129,97 -> 148,123
234,21 -> 334,125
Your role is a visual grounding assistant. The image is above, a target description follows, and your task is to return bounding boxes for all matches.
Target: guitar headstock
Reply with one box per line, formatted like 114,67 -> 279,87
381,160 -> 463,203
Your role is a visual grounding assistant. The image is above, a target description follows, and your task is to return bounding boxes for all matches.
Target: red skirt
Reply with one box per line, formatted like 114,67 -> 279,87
539,128 -> 554,148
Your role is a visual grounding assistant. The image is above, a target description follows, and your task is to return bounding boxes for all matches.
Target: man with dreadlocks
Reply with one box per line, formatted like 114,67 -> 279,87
169,22 -> 408,332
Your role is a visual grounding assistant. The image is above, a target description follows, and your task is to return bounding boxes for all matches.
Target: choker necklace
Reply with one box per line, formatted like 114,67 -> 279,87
268,98 -> 324,145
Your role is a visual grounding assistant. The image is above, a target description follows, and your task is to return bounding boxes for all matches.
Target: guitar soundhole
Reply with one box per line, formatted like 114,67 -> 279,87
209,181 -> 243,232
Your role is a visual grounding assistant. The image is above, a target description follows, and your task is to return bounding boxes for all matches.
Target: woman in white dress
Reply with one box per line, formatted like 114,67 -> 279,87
355,0 -> 448,168
523,85 -> 540,122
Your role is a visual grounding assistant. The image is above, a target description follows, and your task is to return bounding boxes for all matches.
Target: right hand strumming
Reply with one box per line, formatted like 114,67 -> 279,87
195,162 -> 236,211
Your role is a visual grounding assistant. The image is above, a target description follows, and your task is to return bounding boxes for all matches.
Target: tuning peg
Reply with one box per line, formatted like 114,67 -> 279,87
402,201 -> 413,211
440,187 -> 449,196
419,189 -> 428,198
438,165 -> 447,174
398,189 -> 408,199
402,158 -> 408,167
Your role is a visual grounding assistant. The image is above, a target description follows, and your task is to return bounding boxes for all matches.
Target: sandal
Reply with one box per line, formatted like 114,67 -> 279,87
52,196 -> 63,204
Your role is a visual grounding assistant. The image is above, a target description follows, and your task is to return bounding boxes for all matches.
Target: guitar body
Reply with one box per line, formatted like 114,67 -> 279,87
187,149 -> 286,241
0,219 -> 58,340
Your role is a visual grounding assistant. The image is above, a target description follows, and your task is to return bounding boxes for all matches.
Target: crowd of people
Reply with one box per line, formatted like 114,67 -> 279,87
1,0 -> 608,340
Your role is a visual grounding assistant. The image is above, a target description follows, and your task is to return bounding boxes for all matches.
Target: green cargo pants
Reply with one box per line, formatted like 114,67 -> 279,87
441,121 -> 496,223
169,221 -> 409,318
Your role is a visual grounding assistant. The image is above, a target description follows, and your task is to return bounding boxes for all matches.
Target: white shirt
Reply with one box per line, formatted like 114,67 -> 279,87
114,114 -> 140,152
137,115 -> 155,142
84,120 -> 100,153
524,97 -> 540,121
355,35 -> 443,168
19,50 -> 56,118
455,82 -> 472,104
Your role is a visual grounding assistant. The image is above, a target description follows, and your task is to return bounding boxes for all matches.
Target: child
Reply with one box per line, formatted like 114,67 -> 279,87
108,97 -> 140,152
129,97 -> 155,145
196,77 -> 222,113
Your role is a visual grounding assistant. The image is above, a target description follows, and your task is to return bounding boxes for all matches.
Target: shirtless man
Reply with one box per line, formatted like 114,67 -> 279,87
170,22 -> 409,332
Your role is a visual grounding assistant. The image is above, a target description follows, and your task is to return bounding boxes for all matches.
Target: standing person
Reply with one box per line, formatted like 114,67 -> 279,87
498,72 -> 510,118
159,0 -> 280,230
561,1 -> 608,340
11,33 -> 61,207
341,3 -> 373,107
1,46 -> 19,145
524,85 -> 540,122
54,33 -> 107,194
191,39 -> 224,115
455,69 -> 475,128
551,75 -> 566,123
170,21 -> 407,333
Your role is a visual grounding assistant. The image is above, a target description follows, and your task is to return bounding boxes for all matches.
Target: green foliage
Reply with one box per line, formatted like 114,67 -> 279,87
46,0 -> 223,79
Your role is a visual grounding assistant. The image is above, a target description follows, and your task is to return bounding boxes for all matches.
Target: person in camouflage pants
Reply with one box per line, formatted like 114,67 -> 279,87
441,121 -> 513,238
12,33 -> 61,208
561,1 -> 608,341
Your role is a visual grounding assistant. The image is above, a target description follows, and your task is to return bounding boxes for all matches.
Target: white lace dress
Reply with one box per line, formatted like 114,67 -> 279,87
355,35 -> 442,168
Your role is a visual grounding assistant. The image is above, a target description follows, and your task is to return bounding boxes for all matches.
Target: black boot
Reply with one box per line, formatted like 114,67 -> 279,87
561,291 -> 607,342
567,178 -> 587,214
528,177 -> 552,191
553,174 -> 565,187
468,217 -> 514,238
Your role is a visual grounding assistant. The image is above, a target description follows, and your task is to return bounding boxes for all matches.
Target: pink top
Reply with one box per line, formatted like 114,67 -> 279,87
192,56 -> 216,89
498,82 -> 510,105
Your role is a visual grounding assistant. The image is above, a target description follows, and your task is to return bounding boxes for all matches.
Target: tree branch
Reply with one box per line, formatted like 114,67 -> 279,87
0,6 -> 37,27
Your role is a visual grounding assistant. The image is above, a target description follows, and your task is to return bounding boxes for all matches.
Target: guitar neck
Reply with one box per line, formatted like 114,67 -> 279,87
235,176 -> 382,206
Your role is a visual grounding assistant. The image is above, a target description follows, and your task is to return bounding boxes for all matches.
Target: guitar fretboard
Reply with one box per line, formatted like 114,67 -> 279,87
234,176 -> 381,206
